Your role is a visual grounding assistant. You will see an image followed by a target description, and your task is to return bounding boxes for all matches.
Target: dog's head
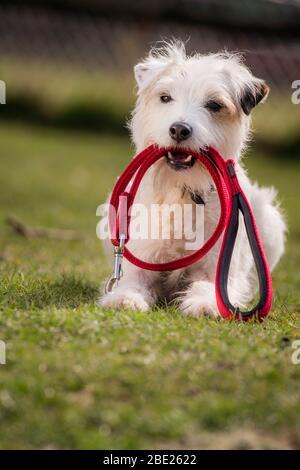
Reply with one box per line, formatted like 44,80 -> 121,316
130,41 -> 268,185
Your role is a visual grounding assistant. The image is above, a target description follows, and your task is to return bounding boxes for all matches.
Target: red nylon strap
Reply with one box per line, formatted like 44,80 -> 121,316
108,145 -> 272,320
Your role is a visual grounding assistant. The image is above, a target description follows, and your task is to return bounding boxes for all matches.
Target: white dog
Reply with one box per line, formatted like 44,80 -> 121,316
100,41 -> 286,317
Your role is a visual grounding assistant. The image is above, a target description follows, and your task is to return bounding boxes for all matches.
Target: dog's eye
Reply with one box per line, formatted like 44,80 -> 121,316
205,100 -> 223,112
160,95 -> 172,103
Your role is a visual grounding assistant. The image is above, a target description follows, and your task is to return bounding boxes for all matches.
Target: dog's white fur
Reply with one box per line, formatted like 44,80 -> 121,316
100,41 -> 286,317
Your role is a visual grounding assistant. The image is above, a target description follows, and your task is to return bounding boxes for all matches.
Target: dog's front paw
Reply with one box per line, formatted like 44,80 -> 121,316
179,280 -> 220,318
180,296 -> 219,318
100,290 -> 151,312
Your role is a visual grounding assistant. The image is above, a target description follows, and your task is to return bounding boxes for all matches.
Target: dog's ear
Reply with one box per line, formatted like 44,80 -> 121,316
240,79 -> 270,115
134,58 -> 169,92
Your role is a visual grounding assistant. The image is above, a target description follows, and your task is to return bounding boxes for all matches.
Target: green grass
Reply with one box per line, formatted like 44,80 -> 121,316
0,59 -> 134,133
0,122 -> 299,449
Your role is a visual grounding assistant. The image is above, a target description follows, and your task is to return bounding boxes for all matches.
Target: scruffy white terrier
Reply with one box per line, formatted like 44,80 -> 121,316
100,41 -> 285,317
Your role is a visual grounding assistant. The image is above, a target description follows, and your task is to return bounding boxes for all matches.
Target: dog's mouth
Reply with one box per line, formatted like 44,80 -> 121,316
165,151 -> 195,171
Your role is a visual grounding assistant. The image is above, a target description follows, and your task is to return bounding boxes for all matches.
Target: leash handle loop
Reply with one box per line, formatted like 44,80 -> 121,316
215,161 -> 273,320
109,145 -> 230,271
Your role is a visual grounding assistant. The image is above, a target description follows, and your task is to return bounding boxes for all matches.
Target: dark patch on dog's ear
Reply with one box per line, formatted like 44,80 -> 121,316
241,81 -> 270,115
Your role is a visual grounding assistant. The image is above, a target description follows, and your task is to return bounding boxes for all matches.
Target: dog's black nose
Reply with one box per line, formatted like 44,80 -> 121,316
169,122 -> 192,143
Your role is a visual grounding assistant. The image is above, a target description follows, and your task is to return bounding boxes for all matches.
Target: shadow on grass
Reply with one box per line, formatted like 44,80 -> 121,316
2,275 -> 99,310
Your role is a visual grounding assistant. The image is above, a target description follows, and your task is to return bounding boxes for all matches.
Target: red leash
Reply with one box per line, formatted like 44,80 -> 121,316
106,144 -> 272,321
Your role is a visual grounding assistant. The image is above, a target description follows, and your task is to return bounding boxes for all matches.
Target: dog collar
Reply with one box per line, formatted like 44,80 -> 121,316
105,145 -> 272,321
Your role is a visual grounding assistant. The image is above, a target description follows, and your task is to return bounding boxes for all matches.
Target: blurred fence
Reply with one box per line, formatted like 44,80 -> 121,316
0,1 -> 300,90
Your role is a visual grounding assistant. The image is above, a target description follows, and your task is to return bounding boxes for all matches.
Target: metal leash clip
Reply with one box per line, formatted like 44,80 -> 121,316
105,234 -> 126,294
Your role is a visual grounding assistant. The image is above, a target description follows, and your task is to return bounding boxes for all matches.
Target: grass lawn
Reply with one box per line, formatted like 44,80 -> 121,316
0,122 -> 299,450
